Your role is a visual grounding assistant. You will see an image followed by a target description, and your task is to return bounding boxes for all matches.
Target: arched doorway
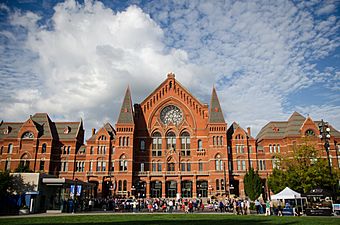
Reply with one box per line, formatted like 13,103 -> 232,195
166,181 -> 177,198
196,180 -> 208,198
181,180 -> 192,198
150,181 -> 162,198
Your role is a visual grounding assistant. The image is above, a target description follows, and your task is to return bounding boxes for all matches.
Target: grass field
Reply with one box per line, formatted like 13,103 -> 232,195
0,213 -> 339,225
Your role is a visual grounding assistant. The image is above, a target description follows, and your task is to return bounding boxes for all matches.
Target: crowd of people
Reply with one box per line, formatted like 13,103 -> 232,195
62,196 -> 296,216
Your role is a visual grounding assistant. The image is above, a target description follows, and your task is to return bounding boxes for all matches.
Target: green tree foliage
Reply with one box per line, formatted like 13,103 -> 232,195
0,171 -> 15,198
268,142 -> 339,194
244,167 -> 262,200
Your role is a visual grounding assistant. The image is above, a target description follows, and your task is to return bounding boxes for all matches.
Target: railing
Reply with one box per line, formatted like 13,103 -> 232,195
196,148 -> 206,156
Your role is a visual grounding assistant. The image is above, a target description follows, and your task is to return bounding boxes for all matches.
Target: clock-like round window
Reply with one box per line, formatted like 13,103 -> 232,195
160,105 -> 183,125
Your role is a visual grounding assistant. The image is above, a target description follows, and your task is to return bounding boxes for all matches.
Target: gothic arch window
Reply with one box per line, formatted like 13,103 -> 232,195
119,155 -> 127,171
166,131 -> 176,150
180,132 -> 190,156
22,131 -> 34,139
152,132 -> 162,156
305,129 -> 315,136
215,154 -> 223,171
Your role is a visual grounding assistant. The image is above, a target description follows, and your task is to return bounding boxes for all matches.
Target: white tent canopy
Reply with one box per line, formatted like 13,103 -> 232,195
271,187 -> 301,200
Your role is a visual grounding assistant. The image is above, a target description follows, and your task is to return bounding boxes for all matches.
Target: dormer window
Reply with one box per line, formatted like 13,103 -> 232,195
64,126 -> 71,134
4,126 -> 11,134
305,129 -> 315,136
22,131 -> 34,139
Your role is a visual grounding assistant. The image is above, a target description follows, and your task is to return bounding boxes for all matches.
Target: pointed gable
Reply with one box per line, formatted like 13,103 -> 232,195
208,87 -> 225,123
117,87 -> 134,124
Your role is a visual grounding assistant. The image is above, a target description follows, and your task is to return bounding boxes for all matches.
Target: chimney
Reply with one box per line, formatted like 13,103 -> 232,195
92,128 -> 96,136
247,127 -> 251,137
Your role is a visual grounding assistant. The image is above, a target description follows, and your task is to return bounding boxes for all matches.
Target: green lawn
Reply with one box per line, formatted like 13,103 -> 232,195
0,214 -> 339,225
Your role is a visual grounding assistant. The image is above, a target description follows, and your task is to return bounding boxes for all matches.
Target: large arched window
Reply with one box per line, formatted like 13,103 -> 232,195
215,154 -> 223,171
22,131 -> 34,139
152,132 -> 162,156
166,131 -> 176,150
119,155 -> 127,171
180,132 -> 190,156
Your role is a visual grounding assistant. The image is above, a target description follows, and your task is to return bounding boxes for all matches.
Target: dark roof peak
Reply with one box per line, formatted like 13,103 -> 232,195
117,87 -> 134,124
208,87 -> 225,123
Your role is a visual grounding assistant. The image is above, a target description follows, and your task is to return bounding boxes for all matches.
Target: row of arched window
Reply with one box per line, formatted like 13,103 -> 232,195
118,180 -> 128,192
1,143 -> 47,154
216,179 -> 225,191
269,144 -> 281,153
118,136 -> 129,147
213,136 -> 223,146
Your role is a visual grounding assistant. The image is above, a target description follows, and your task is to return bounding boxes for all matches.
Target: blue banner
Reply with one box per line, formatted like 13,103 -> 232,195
70,185 -> 75,197
76,185 -> 82,196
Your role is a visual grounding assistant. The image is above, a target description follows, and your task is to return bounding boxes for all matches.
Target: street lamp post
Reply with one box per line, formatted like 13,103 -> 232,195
318,120 -> 332,177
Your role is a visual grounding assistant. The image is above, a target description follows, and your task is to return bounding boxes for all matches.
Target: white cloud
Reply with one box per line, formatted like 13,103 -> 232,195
0,0 -> 200,136
144,0 -> 340,134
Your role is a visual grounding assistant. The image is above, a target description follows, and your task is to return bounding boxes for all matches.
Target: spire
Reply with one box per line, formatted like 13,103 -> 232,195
117,86 -> 134,124
209,87 -> 225,123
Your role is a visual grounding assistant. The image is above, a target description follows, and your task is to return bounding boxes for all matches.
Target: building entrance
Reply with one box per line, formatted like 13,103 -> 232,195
150,181 -> 162,198
196,180 -> 208,197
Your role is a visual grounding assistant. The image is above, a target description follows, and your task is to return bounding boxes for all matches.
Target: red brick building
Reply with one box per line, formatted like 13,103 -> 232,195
0,113 -> 84,176
1,74 -> 339,199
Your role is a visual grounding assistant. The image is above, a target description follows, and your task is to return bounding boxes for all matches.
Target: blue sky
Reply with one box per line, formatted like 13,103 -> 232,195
0,0 -> 339,138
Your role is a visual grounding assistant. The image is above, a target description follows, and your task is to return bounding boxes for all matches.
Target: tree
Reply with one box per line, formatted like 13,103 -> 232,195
268,141 -> 339,194
244,167 -> 262,200
0,171 -> 15,198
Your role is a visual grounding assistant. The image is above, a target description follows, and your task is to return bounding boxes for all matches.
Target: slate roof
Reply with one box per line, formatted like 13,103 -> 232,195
117,87 -> 134,124
208,87 -> 225,123
0,122 -> 24,139
0,113 -> 81,141
88,122 -> 116,141
256,112 -> 340,140
228,122 -> 254,139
